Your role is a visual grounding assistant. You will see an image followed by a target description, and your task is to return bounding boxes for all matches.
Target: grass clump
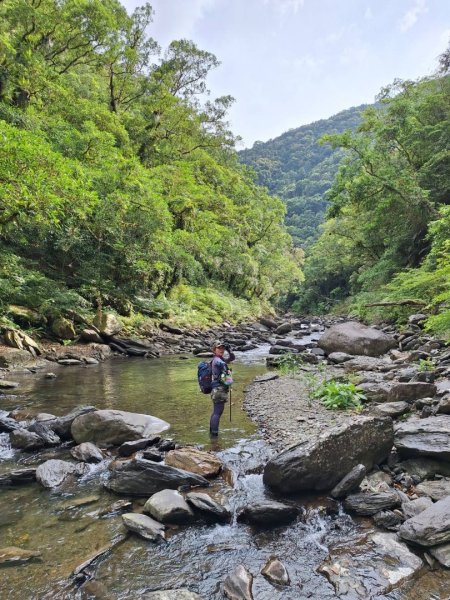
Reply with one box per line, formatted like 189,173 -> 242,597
313,378 -> 366,411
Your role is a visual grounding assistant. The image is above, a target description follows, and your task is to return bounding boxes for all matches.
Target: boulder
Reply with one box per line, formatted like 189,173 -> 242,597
164,448 -> 222,478
0,468 -> 36,486
106,457 -> 209,496
331,464 -> 366,499
185,492 -> 231,522
46,405 -> 97,440
121,513 -> 165,541
263,417 -> 393,493
327,352 -> 353,364
70,442 -> 104,463
261,557 -> 290,586
399,457 -> 450,480
401,497 -> 433,519
0,348 -> 39,368
319,532 -> 423,597
3,329 -> 41,355
237,500 -> 299,526
343,491 -> 401,515
318,321 -> 396,357
430,543 -> 450,568
437,395 -> 450,414
399,496 -> 450,546
51,317 -> 76,340
0,415 -> 21,433
71,409 -> 170,445
28,421 -> 61,446
370,401 -> 410,417
0,380 -> 19,389
80,329 -> 103,344
358,382 -> 392,403
416,479 -> 450,501
223,565 -> 253,600
394,416 -> 450,460
275,323 -> 292,335
143,591 -> 203,600
388,382 -> 437,403
93,313 -> 122,336
259,317 -> 278,329
118,437 -> 159,457
144,489 -> 194,524
10,429 -> 46,451
35,459 -> 78,488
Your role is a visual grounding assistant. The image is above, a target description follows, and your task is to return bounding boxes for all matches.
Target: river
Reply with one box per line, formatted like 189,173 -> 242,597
0,347 -> 448,599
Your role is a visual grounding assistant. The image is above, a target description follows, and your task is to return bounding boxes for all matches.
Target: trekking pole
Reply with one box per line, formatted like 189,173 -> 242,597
229,387 -> 232,422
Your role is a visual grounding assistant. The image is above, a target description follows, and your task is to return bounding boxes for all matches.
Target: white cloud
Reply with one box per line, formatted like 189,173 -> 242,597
399,0 -> 428,33
263,0 -> 305,15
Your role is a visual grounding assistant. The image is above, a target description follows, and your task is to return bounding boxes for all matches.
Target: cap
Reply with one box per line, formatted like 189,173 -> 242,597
211,340 -> 225,350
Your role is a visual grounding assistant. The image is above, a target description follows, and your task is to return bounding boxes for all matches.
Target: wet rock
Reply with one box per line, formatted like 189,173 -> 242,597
223,565 -> 253,600
373,510 -> 404,530
429,543 -> 450,568
394,416 -> 450,460
0,467 -> 36,486
71,409 -> 170,445
261,557 -> 290,586
84,357 -> 99,365
185,492 -> 231,522
10,428 -> 46,451
36,459 -> 78,488
0,415 -> 21,433
144,489 -> 195,524
143,590 -> 203,600
28,421 -> 61,446
164,448 -> 222,478
118,437 -> 159,457
47,405 -> 97,440
158,439 -> 176,452
263,417 -> 393,493
98,499 -> 132,517
0,546 -> 42,565
330,464 -> 366,499
269,345 -> 296,355
122,512 -> 165,541
236,500 -> 299,526
399,496 -> 450,546
0,379 -> 19,389
106,457 -> 209,496
389,382 -> 437,403
401,497 -> 433,519
259,317 -> 278,330
370,401 -> 410,417
0,348 -> 39,368
58,358 -> 83,366
416,479 -> 450,501
409,314 -> 427,326
142,450 -> 164,462
318,321 -> 396,357
344,491 -> 401,515
319,532 -> 423,597
93,312 -> 122,336
70,442 -> 104,463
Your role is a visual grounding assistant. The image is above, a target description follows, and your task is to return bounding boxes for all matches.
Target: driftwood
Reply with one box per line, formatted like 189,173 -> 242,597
364,300 -> 427,308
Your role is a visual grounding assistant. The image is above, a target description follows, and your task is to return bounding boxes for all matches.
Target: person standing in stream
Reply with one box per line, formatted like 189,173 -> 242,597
210,340 -> 235,437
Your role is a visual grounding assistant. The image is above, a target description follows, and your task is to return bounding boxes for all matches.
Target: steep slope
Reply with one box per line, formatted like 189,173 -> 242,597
239,105 -> 368,246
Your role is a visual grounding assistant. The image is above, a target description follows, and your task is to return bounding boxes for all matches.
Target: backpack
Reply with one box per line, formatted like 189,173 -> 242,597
197,360 -> 213,394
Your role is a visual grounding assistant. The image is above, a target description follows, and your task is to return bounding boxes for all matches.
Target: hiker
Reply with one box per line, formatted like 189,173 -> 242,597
210,340 -> 235,437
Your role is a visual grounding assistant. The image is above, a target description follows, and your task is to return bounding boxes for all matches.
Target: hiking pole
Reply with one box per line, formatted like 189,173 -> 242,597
229,387 -> 232,422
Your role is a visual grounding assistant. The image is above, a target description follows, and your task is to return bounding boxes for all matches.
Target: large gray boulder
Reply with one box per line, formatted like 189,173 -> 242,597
36,459 -> 78,488
263,417 -> 393,494
93,312 -> 122,336
121,513 -> 165,541
394,416 -> 450,460
46,405 -> 97,440
318,321 -> 396,357
144,489 -> 194,524
71,409 -> 170,445
399,495 -> 450,546
343,491 -> 401,515
237,500 -> 299,526
106,457 -> 209,496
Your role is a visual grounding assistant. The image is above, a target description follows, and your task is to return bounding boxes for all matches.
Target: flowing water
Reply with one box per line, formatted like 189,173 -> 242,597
0,348 -> 448,599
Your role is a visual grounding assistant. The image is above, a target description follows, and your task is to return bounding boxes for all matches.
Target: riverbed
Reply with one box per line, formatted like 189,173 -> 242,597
0,347 -> 449,599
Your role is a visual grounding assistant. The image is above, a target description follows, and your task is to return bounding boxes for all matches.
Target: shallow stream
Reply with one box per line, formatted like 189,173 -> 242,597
0,347 -> 448,599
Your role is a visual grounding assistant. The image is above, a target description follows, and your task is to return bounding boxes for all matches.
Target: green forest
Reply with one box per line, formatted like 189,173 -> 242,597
0,0 -> 302,333
0,0 -> 449,340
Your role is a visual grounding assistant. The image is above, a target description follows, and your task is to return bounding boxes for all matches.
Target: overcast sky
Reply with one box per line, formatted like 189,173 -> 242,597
122,0 -> 450,148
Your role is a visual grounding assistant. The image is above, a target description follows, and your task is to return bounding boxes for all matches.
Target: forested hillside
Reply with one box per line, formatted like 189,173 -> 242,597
0,0 -> 303,333
294,49 -> 450,338
239,105 -> 367,246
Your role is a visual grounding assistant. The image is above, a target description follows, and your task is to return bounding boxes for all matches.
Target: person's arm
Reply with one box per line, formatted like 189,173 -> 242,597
224,346 -> 235,364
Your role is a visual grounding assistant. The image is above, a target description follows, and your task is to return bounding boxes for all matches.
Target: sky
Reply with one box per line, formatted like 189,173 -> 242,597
122,0 -> 450,148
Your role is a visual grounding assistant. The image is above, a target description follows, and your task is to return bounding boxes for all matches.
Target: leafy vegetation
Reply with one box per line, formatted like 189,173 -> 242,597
290,45 -> 450,338
313,379 -> 365,411
0,0 -> 303,332
239,105 -> 367,247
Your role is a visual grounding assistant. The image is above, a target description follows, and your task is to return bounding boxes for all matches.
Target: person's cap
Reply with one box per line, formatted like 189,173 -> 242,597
211,340 -> 225,350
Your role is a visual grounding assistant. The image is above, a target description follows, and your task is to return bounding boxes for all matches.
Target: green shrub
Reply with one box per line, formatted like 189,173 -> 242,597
313,379 -> 366,411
